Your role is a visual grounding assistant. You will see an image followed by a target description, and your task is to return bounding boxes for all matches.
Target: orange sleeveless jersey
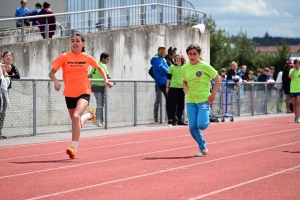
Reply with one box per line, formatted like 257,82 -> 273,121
52,51 -> 99,97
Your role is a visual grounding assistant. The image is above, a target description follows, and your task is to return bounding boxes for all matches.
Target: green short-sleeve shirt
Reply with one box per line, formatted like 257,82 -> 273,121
289,68 -> 300,93
168,65 -> 183,88
89,61 -> 109,86
181,61 -> 218,104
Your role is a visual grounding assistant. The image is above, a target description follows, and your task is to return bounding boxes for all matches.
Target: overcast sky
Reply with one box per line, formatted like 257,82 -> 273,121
189,0 -> 300,38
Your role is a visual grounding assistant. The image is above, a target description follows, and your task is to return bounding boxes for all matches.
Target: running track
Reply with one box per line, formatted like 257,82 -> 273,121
1,115 -> 299,200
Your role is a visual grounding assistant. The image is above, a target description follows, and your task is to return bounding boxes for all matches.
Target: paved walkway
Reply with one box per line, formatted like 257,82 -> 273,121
0,113 -> 290,147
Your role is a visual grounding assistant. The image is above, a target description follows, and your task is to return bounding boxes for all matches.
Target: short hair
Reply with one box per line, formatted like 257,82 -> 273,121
221,68 -> 226,72
100,52 -> 109,61
43,2 -> 51,8
294,58 -> 300,64
35,3 -> 42,8
186,44 -> 201,55
248,70 -> 254,75
264,67 -> 270,72
269,66 -> 275,70
21,0 -> 27,4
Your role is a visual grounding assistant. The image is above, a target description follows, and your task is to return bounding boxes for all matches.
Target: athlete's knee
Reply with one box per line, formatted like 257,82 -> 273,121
198,123 -> 209,130
72,114 -> 81,123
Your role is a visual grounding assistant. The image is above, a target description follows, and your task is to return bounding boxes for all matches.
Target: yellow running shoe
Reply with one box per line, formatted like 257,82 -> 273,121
88,108 -> 96,122
66,146 -> 76,159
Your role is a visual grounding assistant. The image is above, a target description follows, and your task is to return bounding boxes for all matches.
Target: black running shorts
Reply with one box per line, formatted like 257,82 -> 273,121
65,94 -> 90,109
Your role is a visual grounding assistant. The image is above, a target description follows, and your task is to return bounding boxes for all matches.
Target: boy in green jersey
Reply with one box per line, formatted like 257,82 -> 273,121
289,58 -> 300,123
166,54 -> 188,126
89,53 -> 113,127
181,44 -> 220,157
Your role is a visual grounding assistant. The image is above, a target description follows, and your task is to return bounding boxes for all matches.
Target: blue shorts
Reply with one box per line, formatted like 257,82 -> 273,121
290,92 -> 300,98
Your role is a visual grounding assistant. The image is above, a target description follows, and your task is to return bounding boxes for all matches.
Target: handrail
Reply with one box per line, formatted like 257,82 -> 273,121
0,3 -> 206,23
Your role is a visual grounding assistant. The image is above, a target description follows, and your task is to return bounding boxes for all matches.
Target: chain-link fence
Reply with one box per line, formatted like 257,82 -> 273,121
211,81 -> 287,122
1,79 -> 287,138
1,79 -> 168,138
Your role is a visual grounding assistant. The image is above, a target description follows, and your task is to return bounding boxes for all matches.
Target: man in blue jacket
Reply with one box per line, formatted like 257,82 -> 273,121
150,46 -> 172,123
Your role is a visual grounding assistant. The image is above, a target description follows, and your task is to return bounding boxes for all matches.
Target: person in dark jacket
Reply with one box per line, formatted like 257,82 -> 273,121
22,3 -> 42,26
37,2 -> 56,39
150,46 -> 172,123
282,61 -> 294,113
165,46 -> 177,67
0,51 -> 20,139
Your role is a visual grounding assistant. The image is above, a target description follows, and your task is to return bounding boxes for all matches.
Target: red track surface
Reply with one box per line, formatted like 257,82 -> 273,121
1,116 -> 300,200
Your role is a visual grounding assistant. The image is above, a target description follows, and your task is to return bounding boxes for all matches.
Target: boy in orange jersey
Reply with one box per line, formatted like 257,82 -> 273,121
49,32 -> 113,159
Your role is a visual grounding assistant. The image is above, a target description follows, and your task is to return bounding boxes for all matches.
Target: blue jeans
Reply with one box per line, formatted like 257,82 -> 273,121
186,101 -> 210,150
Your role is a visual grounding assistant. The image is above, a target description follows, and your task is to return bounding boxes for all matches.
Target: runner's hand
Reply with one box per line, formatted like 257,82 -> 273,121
208,93 -> 216,105
105,82 -> 113,88
54,81 -> 61,91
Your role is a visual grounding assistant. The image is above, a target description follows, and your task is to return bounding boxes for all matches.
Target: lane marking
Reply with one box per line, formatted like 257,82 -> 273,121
1,127 -> 299,179
26,141 -> 300,200
0,116 -> 290,149
1,126 -> 299,162
189,165 -> 300,200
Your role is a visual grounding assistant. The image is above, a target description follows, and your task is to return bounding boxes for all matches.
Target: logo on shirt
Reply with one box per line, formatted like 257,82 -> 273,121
68,61 -> 86,67
196,71 -> 202,77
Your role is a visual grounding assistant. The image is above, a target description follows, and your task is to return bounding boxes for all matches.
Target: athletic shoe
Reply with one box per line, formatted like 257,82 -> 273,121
92,120 -> 103,127
195,148 -> 208,157
172,121 -> 177,126
296,118 -> 300,123
177,121 -> 188,125
88,108 -> 96,122
0,134 -> 7,139
66,146 -> 76,159
295,117 -> 297,123
154,118 -> 159,122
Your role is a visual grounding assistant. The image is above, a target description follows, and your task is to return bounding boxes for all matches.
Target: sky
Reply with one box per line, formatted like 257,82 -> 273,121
189,0 -> 300,38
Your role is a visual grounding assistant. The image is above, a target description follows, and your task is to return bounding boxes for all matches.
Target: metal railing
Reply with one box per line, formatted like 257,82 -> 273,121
0,3 -> 206,44
1,78 -> 288,138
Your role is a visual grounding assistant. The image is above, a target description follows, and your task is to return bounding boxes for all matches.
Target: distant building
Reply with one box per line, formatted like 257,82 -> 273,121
256,45 -> 300,60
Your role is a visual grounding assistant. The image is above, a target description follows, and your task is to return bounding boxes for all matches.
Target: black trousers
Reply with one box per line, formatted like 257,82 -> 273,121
168,88 -> 185,121
158,85 -> 172,121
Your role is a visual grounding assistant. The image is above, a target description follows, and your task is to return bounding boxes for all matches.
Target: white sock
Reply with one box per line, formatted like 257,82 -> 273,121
86,113 -> 93,119
72,141 -> 78,149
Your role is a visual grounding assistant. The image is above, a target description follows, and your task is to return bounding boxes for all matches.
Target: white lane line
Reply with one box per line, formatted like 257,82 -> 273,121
0,128 -> 172,149
26,141 -> 300,200
1,126 -> 299,162
189,165 -> 300,200
0,120 -> 286,149
1,127 -> 300,179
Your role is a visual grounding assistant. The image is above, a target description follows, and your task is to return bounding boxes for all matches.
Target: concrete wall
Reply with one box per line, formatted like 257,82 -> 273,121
0,24 -> 210,79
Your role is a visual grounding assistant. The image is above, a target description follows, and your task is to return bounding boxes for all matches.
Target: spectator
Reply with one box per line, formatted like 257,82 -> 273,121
37,2 -> 56,39
14,0 -> 29,27
165,47 -> 177,67
226,61 -> 238,81
288,59 -> 300,123
282,61 -> 294,113
150,46 -> 172,124
166,54 -> 187,126
254,69 -> 262,82
0,51 -> 21,139
22,3 -> 42,26
89,53 -> 114,127
247,71 -> 255,82
237,65 -> 247,81
220,68 -> 227,79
